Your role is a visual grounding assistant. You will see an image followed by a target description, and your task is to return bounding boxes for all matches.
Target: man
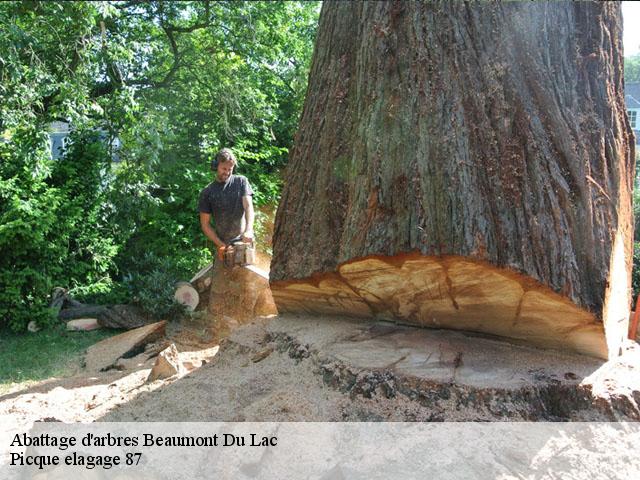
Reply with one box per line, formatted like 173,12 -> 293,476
198,148 -> 254,260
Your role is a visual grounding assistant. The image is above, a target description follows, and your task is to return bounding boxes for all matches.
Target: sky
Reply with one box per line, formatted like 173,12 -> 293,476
623,1 -> 640,57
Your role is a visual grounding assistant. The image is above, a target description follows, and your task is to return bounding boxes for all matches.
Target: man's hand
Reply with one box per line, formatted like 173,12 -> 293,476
200,212 -> 226,250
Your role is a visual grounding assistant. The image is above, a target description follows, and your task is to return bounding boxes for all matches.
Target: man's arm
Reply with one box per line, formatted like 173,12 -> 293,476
199,212 -> 226,248
241,195 -> 254,242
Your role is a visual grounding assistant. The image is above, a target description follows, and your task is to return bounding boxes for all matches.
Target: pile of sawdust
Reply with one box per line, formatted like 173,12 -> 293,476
3,313 -> 640,442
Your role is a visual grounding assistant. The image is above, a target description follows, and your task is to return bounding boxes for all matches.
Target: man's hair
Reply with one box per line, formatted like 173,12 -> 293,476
212,148 -> 237,169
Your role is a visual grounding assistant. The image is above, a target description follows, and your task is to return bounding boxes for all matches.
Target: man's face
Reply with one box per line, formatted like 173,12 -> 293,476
216,161 -> 234,182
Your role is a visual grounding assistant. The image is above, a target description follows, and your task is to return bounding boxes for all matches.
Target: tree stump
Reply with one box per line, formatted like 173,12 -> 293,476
208,263 -> 277,324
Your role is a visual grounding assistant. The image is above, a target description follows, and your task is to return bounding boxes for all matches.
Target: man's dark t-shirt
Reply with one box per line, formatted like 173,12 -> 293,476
198,174 -> 253,244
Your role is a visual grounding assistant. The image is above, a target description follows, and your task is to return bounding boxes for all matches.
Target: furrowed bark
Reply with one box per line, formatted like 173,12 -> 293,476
271,1 -> 634,359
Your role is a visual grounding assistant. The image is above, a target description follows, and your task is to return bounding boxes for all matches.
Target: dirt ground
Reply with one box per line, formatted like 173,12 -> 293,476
0,315 -> 378,433
2,309 -> 640,448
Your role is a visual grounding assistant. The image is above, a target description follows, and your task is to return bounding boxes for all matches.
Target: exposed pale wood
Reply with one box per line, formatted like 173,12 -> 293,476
66,318 -> 101,331
85,321 -> 167,372
190,262 -> 214,288
174,281 -> 199,311
271,2 -> 633,359
192,274 -> 212,294
271,254 -> 608,359
208,265 -> 277,323
147,344 -> 184,382
270,275 -> 370,318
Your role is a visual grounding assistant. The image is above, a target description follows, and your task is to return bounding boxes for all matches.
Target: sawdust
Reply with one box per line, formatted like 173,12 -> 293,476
0,317 -> 218,446
2,312 -> 640,443
99,315 -> 640,423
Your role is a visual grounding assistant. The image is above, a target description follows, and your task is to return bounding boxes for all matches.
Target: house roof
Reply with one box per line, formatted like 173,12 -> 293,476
625,82 -> 640,108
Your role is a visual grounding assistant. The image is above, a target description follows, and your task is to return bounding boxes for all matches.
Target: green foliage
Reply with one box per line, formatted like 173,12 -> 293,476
49,131 -> 119,282
0,203 -> 70,331
0,128 -> 64,331
0,129 -> 118,332
634,242 -> 640,300
626,54 -> 640,83
70,276 -> 129,306
228,141 -> 287,205
106,159 -> 212,274
1,1 -> 320,335
0,1 -> 101,128
120,253 -> 189,320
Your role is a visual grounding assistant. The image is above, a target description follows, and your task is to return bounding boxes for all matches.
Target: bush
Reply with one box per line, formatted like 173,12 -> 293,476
107,158 -> 212,275
70,276 -> 129,306
120,252 -> 189,319
0,128 -> 68,331
231,141 -> 287,206
0,128 -> 118,332
633,242 -> 640,301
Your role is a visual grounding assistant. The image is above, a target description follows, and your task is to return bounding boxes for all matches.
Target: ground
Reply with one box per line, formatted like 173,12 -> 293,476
2,310 -> 640,445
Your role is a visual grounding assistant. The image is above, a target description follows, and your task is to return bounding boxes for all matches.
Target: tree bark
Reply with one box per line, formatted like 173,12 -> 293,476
270,1 -> 634,359
59,304 -> 149,330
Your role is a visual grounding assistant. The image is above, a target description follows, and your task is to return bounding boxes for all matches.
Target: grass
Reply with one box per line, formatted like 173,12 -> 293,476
0,323 -> 117,395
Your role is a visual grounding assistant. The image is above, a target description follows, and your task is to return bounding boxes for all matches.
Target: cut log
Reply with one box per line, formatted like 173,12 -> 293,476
208,264 -> 277,323
271,2 -> 633,359
84,321 -> 167,372
66,318 -> 101,331
174,281 -> 199,311
59,304 -> 149,330
192,274 -> 212,294
50,287 -> 83,311
98,305 -> 149,329
191,266 -> 214,309
190,262 -> 214,293
59,305 -> 108,321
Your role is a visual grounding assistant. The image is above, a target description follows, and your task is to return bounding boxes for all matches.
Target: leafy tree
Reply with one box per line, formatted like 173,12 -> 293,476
104,0 -> 320,279
0,129 -> 116,331
1,1 -> 320,331
625,54 -> 640,83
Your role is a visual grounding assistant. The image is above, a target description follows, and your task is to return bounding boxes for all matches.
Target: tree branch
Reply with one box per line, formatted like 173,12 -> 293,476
165,0 -> 211,33
92,1 -> 213,96
128,0 -> 211,89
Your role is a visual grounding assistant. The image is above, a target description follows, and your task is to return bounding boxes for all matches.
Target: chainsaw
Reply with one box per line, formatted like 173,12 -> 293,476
218,241 -> 256,268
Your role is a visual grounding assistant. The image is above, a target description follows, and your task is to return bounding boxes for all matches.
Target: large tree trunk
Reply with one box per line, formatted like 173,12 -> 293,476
270,1 -> 634,359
